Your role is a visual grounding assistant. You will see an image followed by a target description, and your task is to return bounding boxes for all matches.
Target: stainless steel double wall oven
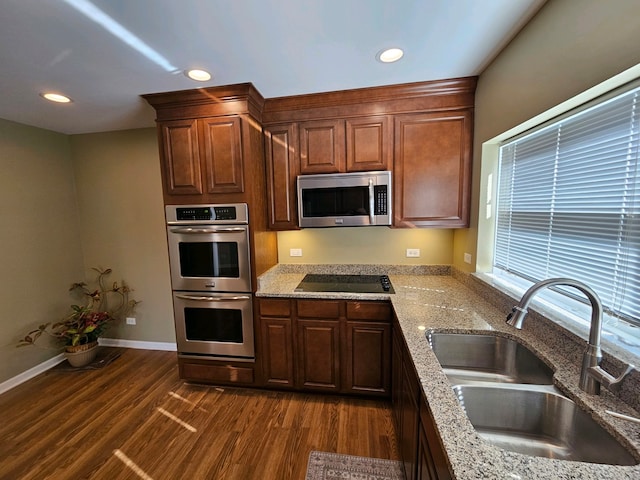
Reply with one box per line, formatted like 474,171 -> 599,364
166,204 -> 254,361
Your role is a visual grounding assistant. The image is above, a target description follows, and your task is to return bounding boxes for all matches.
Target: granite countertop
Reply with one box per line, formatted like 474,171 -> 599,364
256,264 -> 640,480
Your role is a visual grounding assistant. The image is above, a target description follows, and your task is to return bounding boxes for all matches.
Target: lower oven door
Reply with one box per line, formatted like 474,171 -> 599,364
173,292 -> 255,360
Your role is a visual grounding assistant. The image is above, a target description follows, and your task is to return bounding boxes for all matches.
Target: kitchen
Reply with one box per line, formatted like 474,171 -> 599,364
1,0 -> 640,479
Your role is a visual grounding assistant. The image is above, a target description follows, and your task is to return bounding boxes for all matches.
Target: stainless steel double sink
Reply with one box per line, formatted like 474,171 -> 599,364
428,332 -> 637,466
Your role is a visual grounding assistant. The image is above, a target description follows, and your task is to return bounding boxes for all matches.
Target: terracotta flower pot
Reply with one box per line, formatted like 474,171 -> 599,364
64,341 -> 99,367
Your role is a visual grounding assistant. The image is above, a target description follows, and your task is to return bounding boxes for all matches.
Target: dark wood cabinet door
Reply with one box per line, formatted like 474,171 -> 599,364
159,119 -> 203,195
260,317 -> 295,388
200,116 -> 244,194
264,123 -> 299,229
299,119 -> 345,174
296,319 -> 341,391
346,116 -> 391,172
258,298 -> 294,388
400,358 -> 420,480
417,425 -> 438,480
344,321 -> 390,395
394,111 -> 472,227
391,327 -> 404,429
420,398 -> 452,480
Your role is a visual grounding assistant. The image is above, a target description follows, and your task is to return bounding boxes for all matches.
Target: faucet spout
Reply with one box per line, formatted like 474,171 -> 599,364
505,277 -> 634,395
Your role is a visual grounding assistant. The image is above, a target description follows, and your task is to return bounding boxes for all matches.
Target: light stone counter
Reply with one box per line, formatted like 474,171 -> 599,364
256,264 -> 640,479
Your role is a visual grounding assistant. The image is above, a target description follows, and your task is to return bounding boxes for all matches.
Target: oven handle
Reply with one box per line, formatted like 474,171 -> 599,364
368,178 -> 375,225
169,227 -> 246,234
175,294 -> 251,302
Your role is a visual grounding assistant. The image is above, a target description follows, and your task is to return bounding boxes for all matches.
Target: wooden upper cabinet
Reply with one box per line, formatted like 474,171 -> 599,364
394,111 -> 473,228
264,123 -> 299,230
143,83 -> 266,205
258,77 -> 476,230
157,116 -> 244,198
299,119 -> 345,174
159,119 -> 203,195
346,116 -> 391,172
200,117 -> 244,194
298,116 -> 390,174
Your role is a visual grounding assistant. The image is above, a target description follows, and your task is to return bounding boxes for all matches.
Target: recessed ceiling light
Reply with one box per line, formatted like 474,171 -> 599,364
377,48 -> 404,63
41,92 -> 72,103
185,69 -> 212,82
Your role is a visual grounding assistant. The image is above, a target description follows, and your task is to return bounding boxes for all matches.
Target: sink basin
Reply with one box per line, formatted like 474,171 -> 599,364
453,384 -> 637,465
427,332 -> 554,385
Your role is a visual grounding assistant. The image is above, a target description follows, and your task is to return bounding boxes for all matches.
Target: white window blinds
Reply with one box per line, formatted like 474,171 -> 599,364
495,85 -> 640,325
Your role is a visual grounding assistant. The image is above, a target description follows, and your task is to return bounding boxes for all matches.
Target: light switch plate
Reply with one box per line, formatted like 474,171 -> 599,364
290,248 -> 303,257
406,248 -> 420,258
464,253 -> 472,264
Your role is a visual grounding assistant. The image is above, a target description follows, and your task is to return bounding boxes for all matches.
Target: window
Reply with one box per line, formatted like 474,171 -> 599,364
495,84 -> 640,338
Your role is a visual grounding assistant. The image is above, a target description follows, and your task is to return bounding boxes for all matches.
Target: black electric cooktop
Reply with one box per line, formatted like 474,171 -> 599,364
294,274 -> 394,294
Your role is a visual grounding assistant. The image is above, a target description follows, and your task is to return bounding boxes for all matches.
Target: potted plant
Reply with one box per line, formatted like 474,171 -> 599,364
18,267 -> 139,367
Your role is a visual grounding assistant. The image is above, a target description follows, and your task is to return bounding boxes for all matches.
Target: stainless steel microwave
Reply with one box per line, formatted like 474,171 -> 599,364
297,171 -> 392,227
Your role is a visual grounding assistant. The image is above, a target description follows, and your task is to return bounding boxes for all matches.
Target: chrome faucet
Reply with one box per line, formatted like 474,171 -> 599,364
506,277 -> 635,395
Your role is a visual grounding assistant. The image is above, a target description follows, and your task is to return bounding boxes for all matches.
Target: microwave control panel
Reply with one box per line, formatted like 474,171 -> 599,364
374,186 -> 388,215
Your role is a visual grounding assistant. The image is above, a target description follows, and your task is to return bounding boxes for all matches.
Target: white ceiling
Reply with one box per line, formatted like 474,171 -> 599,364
0,0 -> 546,135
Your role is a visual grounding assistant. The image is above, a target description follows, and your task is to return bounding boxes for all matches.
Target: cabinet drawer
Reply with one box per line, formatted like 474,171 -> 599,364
180,361 -> 254,385
259,298 -> 291,317
297,300 -> 341,319
346,301 -> 391,321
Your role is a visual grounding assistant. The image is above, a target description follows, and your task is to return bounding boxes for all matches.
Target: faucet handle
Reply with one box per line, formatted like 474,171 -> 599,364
506,306 -> 527,327
588,364 -> 635,392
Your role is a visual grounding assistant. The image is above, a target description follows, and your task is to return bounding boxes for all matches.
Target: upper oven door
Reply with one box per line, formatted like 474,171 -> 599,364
167,224 -> 251,292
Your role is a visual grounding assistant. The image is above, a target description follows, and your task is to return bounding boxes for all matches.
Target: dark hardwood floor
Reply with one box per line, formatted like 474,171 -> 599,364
0,348 -> 400,479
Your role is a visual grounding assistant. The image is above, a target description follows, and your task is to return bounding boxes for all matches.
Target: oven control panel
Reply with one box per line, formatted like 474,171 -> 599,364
166,203 -> 249,224
176,206 -> 235,221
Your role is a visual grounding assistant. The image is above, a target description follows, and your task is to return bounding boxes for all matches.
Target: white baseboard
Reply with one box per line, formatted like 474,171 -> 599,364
98,337 -> 177,351
0,353 -> 65,395
0,339 -> 177,396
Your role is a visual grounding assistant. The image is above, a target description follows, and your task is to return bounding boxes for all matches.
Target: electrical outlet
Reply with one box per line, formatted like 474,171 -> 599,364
126,317 -> 136,325
289,248 -> 302,257
406,248 -> 420,258
464,253 -> 472,264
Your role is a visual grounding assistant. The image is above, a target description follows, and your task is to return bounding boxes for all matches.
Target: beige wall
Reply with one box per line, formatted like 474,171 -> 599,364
454,0 -> 640,272
277,228 -> 453,265
69,129 -> 175,343
1,124 -> 175,384
0,119 -> 84,384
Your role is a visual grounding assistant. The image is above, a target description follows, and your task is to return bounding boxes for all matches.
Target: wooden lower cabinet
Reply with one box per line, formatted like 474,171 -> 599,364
260,317 -> 295,387
418,398 -> 452,480
259,298 -> 295,388
178,357 -> 255,385
257,298 -> 391,396
396,333 -> 420,480
393,317 -> 452,480
344,321 -> 391,395
297,318 -> 341,391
